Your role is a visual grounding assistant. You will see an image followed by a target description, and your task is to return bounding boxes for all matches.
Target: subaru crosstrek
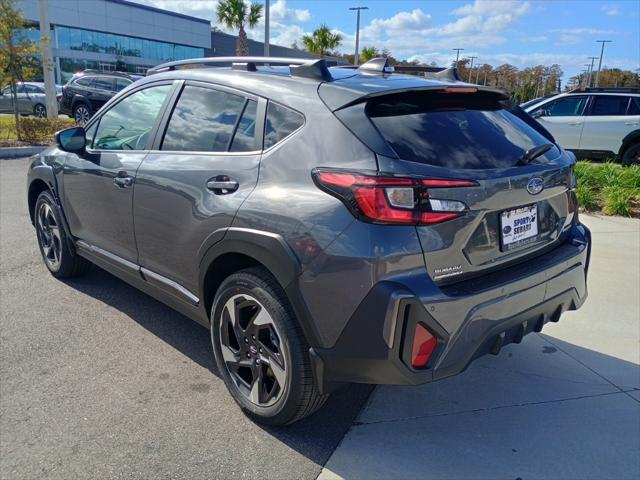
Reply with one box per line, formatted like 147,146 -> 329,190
27,57 -> 591,425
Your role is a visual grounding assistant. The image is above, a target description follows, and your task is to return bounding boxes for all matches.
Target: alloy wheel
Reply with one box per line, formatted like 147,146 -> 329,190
36,202 -> 62,271
219,294 -> 288,407
74,105 -> 90,125
34,104 -> 46,118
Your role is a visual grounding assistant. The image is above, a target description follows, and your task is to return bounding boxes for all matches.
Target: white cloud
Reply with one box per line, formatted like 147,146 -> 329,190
367,9 -> 431,33
601,4 -> 621,16
270,0 -> 311,23
451,0 -> 530,17
549,27 -> 619,35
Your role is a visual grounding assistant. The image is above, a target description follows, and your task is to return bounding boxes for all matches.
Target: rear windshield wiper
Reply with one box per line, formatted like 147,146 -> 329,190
517,143 -> 554,166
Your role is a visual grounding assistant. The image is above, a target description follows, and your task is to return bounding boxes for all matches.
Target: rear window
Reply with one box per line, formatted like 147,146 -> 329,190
367,91 -> 558,169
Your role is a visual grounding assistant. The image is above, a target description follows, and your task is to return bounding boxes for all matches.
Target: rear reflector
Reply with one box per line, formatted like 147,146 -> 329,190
411,323 -> 437,369
312,168 -> 477,225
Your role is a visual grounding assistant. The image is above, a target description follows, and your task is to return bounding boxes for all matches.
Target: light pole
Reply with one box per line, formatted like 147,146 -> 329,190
350,6 -> 368,66
37,0 -> 58,118
468,56 -> 477,82
594,40 -> 612,87
586,56 -> 598,87
264,0 -> 270,57
452,48 -> 464,67
475,64 -> 481,84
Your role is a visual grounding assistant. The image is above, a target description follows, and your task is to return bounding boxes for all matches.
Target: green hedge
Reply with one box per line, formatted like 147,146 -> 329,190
575,161 -> 640,217
16,117 -> 75,143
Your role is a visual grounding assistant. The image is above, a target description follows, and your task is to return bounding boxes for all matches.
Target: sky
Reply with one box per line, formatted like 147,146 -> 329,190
132,0 -> 640,82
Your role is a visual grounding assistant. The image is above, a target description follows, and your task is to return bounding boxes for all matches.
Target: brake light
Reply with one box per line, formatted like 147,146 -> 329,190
411,323 -> 437,369
312,169 -> 477,225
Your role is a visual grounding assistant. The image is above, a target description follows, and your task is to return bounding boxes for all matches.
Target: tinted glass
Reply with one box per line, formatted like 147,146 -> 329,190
162,86 -> 246,152
75,77 -> 93,87
264,102 -> 304,149
589,95 -> 630,116
84,121 -> 97,148
115,78 -> 131,92
540,96 -> 587,116
93,76 -> 114,91
368,91 -> 559,169
24,84 -> 43,94
230,100 -> 258,152
628,97 -> 640,115
94,84 -> 170,150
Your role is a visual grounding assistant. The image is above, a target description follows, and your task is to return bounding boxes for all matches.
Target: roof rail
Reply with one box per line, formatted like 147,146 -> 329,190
569,87 -> 640,93
147,56 -> 334,81
358,57 -> 395,74
75,69 -> 135,78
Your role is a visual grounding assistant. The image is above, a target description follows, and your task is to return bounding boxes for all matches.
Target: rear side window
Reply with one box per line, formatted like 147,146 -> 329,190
264,102 -> 304,149
93,76 -> 114,91
230,100 -> 258,152
161,86 -> 246,152
367,91 -> 558,169
588,95 -> 629,116
628,97 -> 640,115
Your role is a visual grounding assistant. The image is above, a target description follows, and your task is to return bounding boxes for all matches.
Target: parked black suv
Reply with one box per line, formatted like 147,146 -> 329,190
59,70 -> 142,125
28,57 -> 591,425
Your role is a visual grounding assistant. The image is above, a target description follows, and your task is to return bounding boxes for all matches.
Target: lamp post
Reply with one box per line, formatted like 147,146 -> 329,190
350,6 -> 368,66
586,56 -> 598,88
37,0 -> 58,118
594,40 -> 612,87
264,0 -> 270,57
468,56 -> 477,83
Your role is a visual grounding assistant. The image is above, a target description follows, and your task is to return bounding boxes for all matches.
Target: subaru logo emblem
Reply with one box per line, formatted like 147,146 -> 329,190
249,345 -> 258,355
527,177 -> 544,195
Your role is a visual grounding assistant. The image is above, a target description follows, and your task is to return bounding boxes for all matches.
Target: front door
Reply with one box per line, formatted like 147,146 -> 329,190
133,82 -> 264,299
531,95 -> 589,150
62,82 -> 174,263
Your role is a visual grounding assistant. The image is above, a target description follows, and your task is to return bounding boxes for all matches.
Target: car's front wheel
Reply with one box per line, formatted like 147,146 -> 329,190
73,103 -> 91,126
34,190 -> 91,278
33,104 -> 46,118
211,267 -> 327,425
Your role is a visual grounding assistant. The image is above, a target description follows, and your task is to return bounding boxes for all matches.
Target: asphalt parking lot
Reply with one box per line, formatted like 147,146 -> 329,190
0,157 -> 372,479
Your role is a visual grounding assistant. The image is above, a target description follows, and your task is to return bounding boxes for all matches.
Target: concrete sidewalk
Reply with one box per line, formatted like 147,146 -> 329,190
319,215 -> 640,480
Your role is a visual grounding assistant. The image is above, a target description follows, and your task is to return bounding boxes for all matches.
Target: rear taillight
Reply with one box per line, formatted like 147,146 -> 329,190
411,323 -> 437,369
312,169 -> 477,225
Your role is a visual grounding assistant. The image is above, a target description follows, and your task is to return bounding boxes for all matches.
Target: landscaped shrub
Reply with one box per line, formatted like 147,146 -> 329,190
574,161 -> 640,217
16,117 -> 75,144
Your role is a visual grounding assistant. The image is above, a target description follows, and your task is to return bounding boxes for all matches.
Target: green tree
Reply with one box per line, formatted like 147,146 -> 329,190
302,24 -> 343,57
360,46 -> 379,63
216,0 -> 262,56
0,0 -> 39,138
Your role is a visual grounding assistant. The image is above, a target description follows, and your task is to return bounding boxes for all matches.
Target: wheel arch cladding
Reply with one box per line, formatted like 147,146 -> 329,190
28,178 -> 52,224
199,228 -> 323,348
620,129 -> 640,156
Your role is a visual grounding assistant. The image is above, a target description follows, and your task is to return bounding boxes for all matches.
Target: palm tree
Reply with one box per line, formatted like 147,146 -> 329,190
216,0 -> 262,56
360,46 -> 379,63
302,24 -> 343,58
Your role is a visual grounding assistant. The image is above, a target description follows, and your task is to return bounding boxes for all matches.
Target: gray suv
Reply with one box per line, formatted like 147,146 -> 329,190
27,57 -> 591,425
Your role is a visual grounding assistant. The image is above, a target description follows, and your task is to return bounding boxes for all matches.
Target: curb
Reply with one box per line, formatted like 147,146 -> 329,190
0,146 -> 47,159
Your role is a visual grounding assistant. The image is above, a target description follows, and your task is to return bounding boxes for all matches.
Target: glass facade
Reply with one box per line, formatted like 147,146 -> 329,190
56,26 -> 203,62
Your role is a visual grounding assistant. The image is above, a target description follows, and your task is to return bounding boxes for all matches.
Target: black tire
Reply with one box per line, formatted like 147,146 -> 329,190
33,103 -> 46,118
621,142 -> 640,166
73,103 -> 92,126
34,190 -> 91,278
211,267 -> 327,426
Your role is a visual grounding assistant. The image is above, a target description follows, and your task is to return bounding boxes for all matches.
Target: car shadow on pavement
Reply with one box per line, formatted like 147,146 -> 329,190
62,265 -> 374,467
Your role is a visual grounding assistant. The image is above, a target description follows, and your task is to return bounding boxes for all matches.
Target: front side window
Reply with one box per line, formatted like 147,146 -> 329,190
115,78 -> 132,92
588,95 -> 630,116
263,102 -> 304,149
161,85 -> 247,152
628,97 -> 640,115
24,84 -> 44,94
537,96 -> 587,116
93,84 -> 171,151
74,77 -> 93,87
92,76 -> 115,92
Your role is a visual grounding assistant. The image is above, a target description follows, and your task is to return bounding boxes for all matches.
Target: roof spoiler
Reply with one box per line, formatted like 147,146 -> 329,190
146,56 -> 335,81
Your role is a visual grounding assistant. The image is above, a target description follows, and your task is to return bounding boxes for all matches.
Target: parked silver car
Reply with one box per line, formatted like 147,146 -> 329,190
0,82 -> 62,117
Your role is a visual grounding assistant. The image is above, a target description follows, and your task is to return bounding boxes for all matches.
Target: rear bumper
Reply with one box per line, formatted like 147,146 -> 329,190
312,223 -> 591,391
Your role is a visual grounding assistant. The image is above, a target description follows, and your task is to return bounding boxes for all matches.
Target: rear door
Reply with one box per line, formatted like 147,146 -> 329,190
0,86 -> 13,112
133,81 -> 264,301
580,95 -> 640,154
87,76 -> 116,112
365,89 -> 576,284
529,95 -> 588,150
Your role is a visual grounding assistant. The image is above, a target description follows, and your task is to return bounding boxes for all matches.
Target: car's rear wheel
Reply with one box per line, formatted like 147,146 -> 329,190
35,190 -> 91,278
33,104 -> 46,118
211,267 -> 327,425
621,142 -> 640,166
73,103 -> 91,126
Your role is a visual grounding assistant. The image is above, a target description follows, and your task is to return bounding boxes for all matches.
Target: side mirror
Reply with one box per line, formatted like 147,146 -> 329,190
56,127 -> 86,153
532,109 -> 547,119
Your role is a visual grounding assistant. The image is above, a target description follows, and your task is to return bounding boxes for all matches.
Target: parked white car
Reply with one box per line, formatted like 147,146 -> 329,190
524,88 -> 639,165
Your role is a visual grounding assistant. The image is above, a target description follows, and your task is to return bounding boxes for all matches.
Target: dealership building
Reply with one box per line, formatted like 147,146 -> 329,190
17,0 -> 211,83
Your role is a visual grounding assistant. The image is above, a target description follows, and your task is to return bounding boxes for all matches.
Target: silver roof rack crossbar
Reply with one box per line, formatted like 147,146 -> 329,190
147,56 -> 334,81
357,57 -> 463,82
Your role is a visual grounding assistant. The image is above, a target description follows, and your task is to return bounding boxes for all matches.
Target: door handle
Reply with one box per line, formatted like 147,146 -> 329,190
625,122 -> 639,126
568,122 -> 582,126
114,176 -> 133,188
207,177 -> 239,194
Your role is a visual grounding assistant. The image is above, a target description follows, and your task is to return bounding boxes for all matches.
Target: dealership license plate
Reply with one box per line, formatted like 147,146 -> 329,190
500,204 -> 538,250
